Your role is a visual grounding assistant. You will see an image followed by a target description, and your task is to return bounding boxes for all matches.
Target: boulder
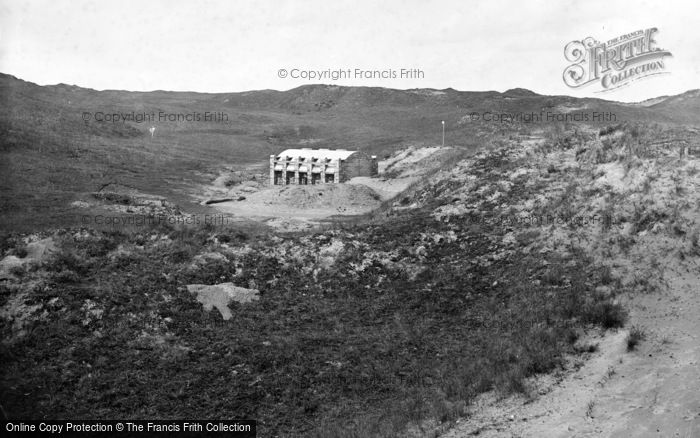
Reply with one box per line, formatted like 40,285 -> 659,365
24,237 -> 58,262
0,255 -> 24,279
186,283 -> 259,320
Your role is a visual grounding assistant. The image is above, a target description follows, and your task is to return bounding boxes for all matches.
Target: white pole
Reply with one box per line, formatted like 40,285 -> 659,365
441,120 -> 445,147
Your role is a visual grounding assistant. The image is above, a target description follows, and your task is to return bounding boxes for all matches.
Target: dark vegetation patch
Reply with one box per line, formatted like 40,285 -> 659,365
1,205 -> 626,437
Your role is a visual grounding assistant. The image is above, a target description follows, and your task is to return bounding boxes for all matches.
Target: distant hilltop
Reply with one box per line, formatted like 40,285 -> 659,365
503,88 -> 540,97
2,71 -> 700,129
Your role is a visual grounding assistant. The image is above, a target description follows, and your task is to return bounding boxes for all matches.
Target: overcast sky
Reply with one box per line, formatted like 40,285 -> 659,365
0,0 -> 697,102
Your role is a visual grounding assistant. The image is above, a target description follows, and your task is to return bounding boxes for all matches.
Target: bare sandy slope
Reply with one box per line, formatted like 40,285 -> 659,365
440,266 -> 699,438
346,176 -> 418,201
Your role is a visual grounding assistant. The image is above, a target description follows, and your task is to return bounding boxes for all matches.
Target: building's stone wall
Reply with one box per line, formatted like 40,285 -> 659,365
340,152 -> 379,182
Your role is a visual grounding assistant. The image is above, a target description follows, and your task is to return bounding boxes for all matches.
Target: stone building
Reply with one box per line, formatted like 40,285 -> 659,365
270,148 -> 378,185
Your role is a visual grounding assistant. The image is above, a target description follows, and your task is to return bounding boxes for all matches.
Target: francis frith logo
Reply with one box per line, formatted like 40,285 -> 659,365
563,27 -> 672,92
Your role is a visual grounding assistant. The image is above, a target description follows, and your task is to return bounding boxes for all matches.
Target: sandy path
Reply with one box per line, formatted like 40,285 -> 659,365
441,266 -> 700,438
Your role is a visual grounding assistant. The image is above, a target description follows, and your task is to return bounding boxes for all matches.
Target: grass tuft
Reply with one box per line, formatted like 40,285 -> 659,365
626,325 -> 647,351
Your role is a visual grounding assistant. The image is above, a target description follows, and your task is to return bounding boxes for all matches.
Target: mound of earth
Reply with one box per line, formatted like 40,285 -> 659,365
85,182 -> 180,216
247,184 -> 382,210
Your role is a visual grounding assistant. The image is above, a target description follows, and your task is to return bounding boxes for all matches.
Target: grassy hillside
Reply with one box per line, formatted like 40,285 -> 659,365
2,73 -> 698,231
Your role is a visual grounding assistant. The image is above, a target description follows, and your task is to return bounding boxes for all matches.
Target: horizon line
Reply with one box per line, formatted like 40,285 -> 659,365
1,71 -> 696,105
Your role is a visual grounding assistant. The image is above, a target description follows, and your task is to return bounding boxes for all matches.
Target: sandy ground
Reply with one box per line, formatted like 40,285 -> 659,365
211,183 -> 382,221
440,267 -> 700,438
204,183 -> 386,231
346,176 -> 418,201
